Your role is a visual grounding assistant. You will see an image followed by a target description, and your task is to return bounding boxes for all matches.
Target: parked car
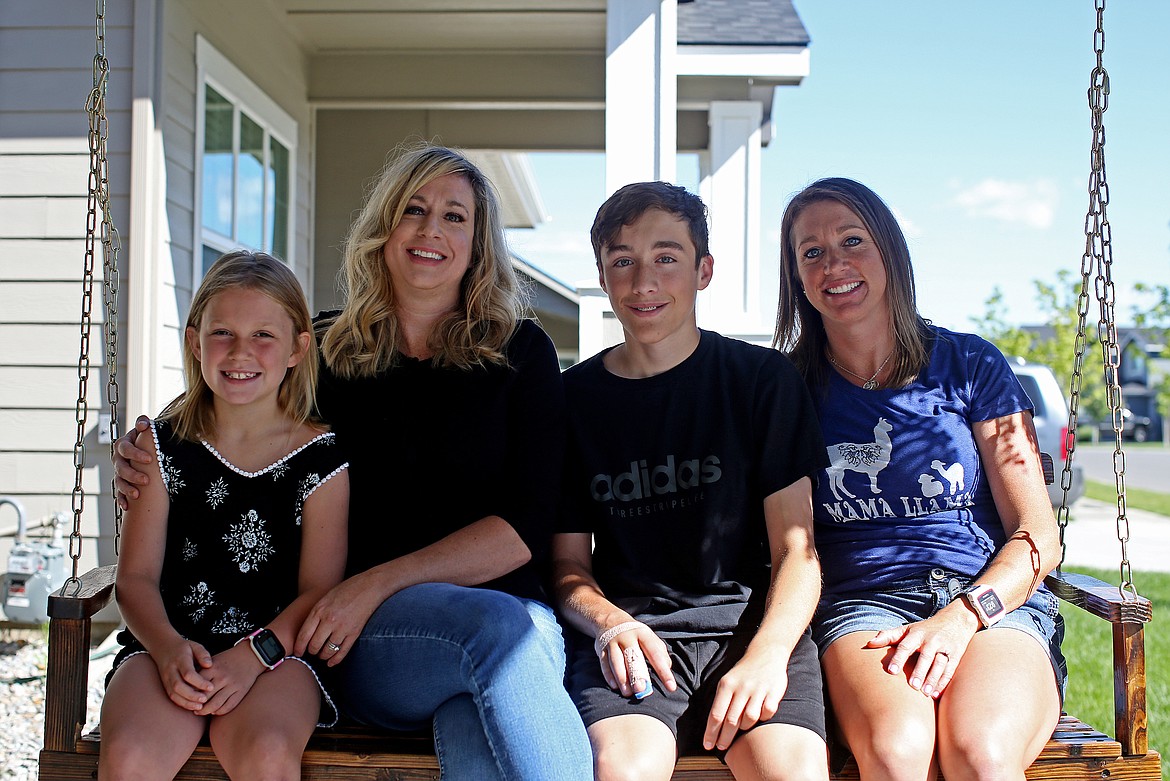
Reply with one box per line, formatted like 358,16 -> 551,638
1009,359 -> 1085,507
1094,408 -> 1153,443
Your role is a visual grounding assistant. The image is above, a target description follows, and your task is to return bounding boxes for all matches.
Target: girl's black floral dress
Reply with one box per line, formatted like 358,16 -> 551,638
108,418 -> 348,725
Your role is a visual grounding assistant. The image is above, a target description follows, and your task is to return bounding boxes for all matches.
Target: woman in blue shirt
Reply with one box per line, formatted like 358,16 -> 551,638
773,177 -> 1065,781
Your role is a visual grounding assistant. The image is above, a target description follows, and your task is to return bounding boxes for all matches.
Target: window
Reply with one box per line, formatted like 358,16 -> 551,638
195,36 -> 296,278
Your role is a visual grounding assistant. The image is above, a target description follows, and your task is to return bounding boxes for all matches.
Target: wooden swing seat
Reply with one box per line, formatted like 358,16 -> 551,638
37,565 -> 1159,781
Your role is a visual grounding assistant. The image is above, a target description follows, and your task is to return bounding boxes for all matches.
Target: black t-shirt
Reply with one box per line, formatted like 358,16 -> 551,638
561,331 -> 826,636
315,316 -> 565,602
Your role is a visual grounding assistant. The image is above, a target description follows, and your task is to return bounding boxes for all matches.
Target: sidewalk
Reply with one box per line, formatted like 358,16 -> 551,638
1060,497 -> 1170,574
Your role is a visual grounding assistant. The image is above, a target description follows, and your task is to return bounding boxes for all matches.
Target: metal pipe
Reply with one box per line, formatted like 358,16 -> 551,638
0,496 -> 27,544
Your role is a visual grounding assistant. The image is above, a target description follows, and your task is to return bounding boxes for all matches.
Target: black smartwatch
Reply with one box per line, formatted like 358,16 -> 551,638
242,627 -> 286,670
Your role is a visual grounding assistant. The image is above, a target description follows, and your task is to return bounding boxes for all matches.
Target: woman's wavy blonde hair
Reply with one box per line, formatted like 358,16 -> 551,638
320,142 -> 525,377
162,250 -> 318,442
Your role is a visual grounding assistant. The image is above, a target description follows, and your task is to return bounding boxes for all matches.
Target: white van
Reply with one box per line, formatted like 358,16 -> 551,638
1009,359 -> 1086,507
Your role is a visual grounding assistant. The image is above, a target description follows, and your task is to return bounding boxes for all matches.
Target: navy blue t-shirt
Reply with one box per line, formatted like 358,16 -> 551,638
812,328 -> 1034,594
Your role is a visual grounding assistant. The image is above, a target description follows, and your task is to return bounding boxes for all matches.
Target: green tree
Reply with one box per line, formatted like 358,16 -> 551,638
973,269 -> 1110,431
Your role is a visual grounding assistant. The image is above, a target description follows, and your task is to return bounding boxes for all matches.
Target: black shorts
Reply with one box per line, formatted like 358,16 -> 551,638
567,628 -> 826,753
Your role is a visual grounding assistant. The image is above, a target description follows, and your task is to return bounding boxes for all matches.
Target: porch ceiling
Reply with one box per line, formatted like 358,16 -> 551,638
277,1 -> 608,54
278,1 -> 807,125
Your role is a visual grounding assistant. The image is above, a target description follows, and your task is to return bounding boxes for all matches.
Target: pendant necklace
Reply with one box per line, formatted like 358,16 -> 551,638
827,348 -> 894,390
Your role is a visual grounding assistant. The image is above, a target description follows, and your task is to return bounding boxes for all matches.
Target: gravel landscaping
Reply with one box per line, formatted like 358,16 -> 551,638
0,629 -> 112,781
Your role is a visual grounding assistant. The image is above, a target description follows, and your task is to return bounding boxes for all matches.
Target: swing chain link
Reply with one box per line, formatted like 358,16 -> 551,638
67,0 -> 123,594
1066,0 -> 1135,601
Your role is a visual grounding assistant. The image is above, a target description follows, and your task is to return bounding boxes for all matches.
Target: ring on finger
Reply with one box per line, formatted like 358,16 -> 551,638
327,641 -> 341,652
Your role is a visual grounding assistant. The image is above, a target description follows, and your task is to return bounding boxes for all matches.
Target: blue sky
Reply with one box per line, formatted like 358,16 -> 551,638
507,0 -> 1170,332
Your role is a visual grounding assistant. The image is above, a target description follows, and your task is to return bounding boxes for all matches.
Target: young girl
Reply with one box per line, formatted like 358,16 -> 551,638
99,251 -> 349,781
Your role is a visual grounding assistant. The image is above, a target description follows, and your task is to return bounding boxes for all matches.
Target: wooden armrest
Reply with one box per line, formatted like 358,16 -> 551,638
48,565 -> 116,620
1045,570 -> 1153,624
42,565 -> 116,754
1046,569 -> 1151,757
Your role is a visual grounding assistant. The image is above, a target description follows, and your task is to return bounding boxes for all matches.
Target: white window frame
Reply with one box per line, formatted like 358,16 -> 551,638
194,35 -> 297,277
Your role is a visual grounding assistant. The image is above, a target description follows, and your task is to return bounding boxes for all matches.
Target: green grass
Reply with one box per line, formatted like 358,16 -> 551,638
1085,479 -> 1170,517
1059,566 -> 1167,756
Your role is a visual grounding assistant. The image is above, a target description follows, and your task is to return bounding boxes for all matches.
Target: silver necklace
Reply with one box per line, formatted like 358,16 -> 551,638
827,348 -> 894,390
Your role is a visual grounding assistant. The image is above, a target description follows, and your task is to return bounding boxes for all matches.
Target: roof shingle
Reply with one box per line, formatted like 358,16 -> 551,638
677,0 -> 809,47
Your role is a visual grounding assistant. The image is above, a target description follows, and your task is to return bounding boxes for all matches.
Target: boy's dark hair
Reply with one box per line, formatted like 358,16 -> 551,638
590,181 -> 710,266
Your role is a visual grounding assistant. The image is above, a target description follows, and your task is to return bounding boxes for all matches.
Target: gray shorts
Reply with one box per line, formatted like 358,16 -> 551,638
567,627 -> 826,754
812,567 -> 1067,699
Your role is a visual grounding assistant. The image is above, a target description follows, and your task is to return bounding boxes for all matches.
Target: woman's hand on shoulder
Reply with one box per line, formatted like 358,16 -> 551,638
153,636 -> 215,711
195,642 -> 266,716
114,415 -> 156,508
866,603 -> 980,698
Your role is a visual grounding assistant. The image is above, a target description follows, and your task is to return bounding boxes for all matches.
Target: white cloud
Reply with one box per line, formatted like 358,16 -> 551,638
951,178 -> 1059,229
890,206 -> 922,240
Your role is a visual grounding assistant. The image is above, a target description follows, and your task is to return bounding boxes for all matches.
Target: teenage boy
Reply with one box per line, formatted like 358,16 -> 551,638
553,182 -> 829,781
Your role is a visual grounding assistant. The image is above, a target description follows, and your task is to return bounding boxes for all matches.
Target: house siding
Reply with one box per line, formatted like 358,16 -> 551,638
0,0 -> 314,579
0,0 -> 135,576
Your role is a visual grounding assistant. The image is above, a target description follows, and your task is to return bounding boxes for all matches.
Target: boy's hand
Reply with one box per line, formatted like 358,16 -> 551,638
703,646 -> 789,751
596,622 -> 676,699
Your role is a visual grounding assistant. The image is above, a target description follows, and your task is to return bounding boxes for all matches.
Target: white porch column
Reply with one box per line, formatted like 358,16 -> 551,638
577,285 -> 611,363
698,100 -> 764,337
604,0 -> 676,193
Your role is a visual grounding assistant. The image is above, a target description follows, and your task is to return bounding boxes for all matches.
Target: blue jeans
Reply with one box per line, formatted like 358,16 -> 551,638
812,567 -> 1067,699
340,582 -> 592,781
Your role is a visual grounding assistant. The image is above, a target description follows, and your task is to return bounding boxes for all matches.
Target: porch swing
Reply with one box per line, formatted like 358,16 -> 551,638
34,1 -> 1160,779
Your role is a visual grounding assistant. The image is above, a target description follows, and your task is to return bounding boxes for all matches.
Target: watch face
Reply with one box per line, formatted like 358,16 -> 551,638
253,629 -> 285,664
977,589 -> 1005,618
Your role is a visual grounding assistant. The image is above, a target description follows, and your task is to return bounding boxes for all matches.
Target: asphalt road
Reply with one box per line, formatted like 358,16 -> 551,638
1070,443 -> 1170,494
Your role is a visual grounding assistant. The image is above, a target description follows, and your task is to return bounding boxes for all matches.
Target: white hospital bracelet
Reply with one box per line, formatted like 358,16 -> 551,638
595,621 -> 645,656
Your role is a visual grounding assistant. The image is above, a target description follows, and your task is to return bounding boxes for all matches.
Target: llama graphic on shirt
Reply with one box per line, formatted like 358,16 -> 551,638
825,418 -> 893,500
929,460 -> 965,495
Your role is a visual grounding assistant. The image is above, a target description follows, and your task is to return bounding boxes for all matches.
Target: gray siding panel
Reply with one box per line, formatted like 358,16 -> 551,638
0,0 -> 133,568
0,26 -> 135,70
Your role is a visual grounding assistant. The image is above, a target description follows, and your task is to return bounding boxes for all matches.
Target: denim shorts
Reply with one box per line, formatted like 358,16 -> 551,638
812,567 -> 1067,697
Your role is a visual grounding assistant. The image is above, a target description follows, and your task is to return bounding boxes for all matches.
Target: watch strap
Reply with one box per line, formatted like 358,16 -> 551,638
962,584 -> 1005,629
239,627 -> 286,670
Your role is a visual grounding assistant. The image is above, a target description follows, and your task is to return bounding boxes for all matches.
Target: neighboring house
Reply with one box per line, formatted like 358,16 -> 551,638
1020,324 -> 1167,438
0,0 -> 810,576
1112,328 -> 1168,436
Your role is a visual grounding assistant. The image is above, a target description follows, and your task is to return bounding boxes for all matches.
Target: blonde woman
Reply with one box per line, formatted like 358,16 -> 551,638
117,144 -> 591,780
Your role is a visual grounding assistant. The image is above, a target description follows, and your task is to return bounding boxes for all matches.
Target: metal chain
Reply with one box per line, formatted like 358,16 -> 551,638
1065,0 -> 1135,601
67,0 -> 122,592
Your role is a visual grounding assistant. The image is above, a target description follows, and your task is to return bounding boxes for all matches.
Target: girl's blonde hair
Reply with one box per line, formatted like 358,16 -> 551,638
320,142 -> 525,377
162,250 -> 318,442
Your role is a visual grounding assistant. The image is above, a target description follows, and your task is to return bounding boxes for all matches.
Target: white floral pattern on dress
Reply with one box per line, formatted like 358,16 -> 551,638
223,509 -> 274,573
211,606 -> 252,635
271,461 -> 290,480
294,473 -> 322,526
206,478 -> 229,508
182,581 -> 216,623
160,454 -> 185,495
182,538 -> 197,562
